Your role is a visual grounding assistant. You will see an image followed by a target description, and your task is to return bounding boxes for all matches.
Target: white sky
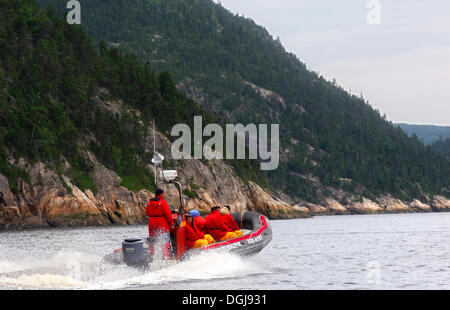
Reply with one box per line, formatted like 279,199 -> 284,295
218,0 -> 450,126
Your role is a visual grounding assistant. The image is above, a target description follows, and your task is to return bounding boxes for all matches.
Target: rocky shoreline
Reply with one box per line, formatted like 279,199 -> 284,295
1,160 -> 449,230
1,128 -> 449,231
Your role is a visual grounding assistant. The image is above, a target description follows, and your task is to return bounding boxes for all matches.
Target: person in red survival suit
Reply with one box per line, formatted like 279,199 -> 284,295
221,205 -> 243,237
189,210 -> 215,245
191,210 -> 208,234
205,206 -> 237,242
146,188 -> 174,259
185,213 -> 214,249
191,209 -> 207,234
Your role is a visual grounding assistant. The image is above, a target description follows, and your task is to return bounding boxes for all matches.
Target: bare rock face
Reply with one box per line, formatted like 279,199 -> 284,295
1,126 -> 450,230
246,181 -> 308,219
409,199 -> 432,212
181,160 -> 252,212
431,196 -> 450,211
0,156 -> 151,229
84,151 -> 122,194
289,194 -> 449,216
0,142 -> 299,229
1,122 -> 310,230
0,173 -> 15,206
378,196 -> 411,213
0,173 -> 9,193
345,198 -> 384,214
321,198 -> 350,214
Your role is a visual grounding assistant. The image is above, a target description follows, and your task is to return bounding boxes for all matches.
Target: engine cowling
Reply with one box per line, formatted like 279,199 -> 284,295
122,238 -> 149,267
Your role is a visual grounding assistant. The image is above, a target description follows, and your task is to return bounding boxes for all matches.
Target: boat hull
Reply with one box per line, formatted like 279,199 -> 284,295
188,211 -> 272,257
102,211 -> 272,267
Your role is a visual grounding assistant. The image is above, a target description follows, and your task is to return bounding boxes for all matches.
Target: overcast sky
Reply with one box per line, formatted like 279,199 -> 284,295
218,0 -> 450,126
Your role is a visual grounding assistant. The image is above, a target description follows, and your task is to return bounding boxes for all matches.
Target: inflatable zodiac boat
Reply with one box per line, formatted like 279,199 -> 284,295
102,152 -> 272,268
102,210 -> 272,267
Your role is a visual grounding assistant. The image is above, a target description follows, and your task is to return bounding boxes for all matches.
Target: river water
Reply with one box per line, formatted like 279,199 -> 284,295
1,212 -> 449,290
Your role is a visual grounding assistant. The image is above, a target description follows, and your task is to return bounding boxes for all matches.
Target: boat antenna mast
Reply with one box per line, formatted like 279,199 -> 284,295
151,118 -> 164,189
151,119 -> 184,218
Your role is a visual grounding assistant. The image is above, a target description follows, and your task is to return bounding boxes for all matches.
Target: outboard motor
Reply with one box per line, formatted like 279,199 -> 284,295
122,238 -> 150,267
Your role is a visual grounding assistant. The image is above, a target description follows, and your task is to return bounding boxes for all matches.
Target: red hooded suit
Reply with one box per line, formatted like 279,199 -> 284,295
222,214 -> 240,231
186,221 -> 205,249
146,196 -> 174,237
205,210 -> 232,241
193,216 -> 208,234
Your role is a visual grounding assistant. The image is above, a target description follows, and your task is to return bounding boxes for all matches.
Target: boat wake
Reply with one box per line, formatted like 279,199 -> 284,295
0,250 -> 272,290
0,251 -> 106,289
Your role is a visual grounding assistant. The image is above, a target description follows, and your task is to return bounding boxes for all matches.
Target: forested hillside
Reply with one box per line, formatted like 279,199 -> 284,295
397,123 -> 450,145
35,0 -> 450,203
0,0 -> 264,198
431,138 -> 450,158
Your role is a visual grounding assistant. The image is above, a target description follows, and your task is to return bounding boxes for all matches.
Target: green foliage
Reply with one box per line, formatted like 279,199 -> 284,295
0,150 -> 31,194
188,181 -> 201,190
67,153 -> 97,194
58,173 -> 73,195
121,175 -> 154,193
0,0 -> 262,195
183,188 -> 199,199
7,0 -> 450,202
431,138 -> 450,158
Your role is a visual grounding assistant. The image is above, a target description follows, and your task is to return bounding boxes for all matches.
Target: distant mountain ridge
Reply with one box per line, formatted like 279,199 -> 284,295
396,123 -> 450,145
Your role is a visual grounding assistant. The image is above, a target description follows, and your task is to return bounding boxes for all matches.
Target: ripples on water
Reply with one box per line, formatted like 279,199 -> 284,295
1,212 -> 449,290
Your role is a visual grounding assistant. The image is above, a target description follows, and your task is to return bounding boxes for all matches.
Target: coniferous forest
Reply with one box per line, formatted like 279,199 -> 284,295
0,0 -> 265,196
431,139 -> 450,159
1,0 -> 449,205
